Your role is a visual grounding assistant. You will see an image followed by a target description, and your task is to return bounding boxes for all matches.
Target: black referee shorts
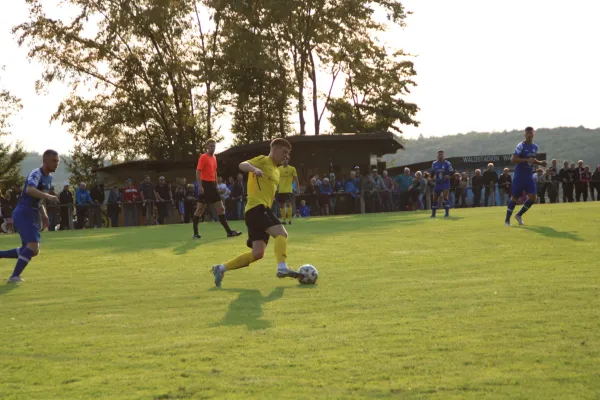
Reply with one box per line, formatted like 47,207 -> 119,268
198,180 -> 221,204
244,205 -> 281,248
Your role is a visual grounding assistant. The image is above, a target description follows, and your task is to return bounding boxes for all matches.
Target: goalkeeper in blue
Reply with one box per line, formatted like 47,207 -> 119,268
505,127 -> 547,226
1,150 -> 60,283
431,150 -> 454,218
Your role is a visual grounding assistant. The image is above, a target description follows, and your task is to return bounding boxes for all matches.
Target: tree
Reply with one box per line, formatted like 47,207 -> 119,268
275,0 -> 412,135
0,66 -> 27,190
14,0 -> 220,162
62,143 -> 106,188
327,44 -> 419,134
220,0 -> 293,144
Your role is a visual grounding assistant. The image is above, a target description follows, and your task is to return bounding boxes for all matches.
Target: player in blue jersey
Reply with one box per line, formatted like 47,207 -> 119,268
431,150 -> 454,218
1,150 -> 60,283
505,127 -> 547,226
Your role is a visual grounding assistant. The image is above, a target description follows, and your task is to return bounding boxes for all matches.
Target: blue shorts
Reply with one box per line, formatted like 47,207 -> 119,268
434,182 -> 450,194
13,206 -> 41,245
512,176 -> 536,197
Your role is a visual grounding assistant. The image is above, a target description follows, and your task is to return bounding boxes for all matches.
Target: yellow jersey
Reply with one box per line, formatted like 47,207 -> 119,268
277,165 -> 297,194
245,155 -> 280,212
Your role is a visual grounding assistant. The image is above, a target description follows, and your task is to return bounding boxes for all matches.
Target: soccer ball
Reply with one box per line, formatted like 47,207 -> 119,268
298,264 -> 318,285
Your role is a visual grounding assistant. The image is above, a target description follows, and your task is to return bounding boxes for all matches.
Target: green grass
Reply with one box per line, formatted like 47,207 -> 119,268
1,203 -> 599,399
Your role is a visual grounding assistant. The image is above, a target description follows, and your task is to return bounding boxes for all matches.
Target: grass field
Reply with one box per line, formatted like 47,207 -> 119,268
1,203 -> 599,399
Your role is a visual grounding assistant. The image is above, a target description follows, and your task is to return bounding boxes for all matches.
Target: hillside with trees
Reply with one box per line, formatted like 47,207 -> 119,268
385,127 -> 600,168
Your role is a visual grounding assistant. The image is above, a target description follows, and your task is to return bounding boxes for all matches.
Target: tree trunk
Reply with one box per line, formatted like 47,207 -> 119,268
309,51 -> 319,135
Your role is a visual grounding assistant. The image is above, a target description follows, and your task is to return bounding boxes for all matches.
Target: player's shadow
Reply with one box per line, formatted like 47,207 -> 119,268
173,240 -> 202,255
521,226 -> 584,241
0,284 -> 19,296
212,287 -> 285,330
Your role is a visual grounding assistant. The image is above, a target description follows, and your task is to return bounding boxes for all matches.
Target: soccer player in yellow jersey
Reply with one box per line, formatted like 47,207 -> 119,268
277,158 -> 299,225
211,138 -> 303,287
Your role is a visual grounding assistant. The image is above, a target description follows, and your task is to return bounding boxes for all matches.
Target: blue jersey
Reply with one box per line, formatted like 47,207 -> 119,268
513,141 -> 538,178
432,160 -> 454,185
18,167 -> 53,211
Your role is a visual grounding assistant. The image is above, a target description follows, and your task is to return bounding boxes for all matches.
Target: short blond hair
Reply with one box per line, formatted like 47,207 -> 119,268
206,138 -> 217,145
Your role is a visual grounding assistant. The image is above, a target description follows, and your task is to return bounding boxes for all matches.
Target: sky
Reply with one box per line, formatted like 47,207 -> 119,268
1,0 -> 600,155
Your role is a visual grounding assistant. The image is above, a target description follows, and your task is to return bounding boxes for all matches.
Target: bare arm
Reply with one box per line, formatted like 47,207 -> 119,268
511,155 -> 547,166
239,161 -> 262,175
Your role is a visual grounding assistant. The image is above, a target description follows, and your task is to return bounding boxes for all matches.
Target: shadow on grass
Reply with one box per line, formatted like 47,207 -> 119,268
521,226 -> 584,241
0,283 -> 19,296
211,287 -> 285,330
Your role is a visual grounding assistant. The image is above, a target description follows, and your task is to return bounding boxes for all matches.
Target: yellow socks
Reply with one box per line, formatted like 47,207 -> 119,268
280,207 -> 287,222
224,251 -> 255,271
274,235 -> 288,265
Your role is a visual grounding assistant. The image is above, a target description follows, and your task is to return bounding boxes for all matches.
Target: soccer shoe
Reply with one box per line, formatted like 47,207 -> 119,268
281,221 -> 287,225
7,276 -> 24,283
193,234 -> 201,240
276,268 -> 304,280
227,230 -> 242,237
288,220 -> 292,225
505,221 -> 511,226
211,265 -> 224,288
515,215 -> 525,225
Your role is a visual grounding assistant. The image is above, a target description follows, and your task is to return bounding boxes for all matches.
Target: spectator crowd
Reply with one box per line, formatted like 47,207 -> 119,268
0,160 -> 598,233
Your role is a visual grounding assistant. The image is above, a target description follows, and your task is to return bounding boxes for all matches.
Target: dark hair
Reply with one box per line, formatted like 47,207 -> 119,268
525,126 -> 534,133
43,149 -> 58,159
271,138 -> 292,150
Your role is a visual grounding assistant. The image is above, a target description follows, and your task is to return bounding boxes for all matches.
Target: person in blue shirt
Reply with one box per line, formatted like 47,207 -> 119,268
75,182 -> 94,229
431,150 -> 455,217
505,127 -> 547,226
0,150 -> 60,283
394,168 -> 413,211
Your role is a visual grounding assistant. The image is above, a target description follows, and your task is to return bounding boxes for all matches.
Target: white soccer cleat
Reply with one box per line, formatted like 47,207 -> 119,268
504,221 -> 511,226
515,215 -> 525,226
7,276 -> 24,283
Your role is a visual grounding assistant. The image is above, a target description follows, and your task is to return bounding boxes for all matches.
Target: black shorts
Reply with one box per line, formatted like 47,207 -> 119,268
276,193 -> 293,204
198,180 -> 221,204
244,205 -> 281,248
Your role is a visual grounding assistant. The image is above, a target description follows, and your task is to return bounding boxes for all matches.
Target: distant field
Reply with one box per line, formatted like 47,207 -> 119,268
1,203 -> 599,399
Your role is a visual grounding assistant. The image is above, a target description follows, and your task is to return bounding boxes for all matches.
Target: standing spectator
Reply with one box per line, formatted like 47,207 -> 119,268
123,178 -> 139,226
139,176 -> 157,225
450,172 -> 460,208
381,170 -> 394,211
75,182 -> 94,229
183,183 -> 197,224
89,183 -> 105,228
107,186 -> 121,227
497,168 -> 512,206
471,169 -> 484,207
366,169 -> 385,212
59,183 -> 74,230
534,169 -> 546,203
306,177 -> 321,216
549,159 -> 560,202
423,172 -> 434,210
574,160 -> 587,202
544,169 -> 557,203
345,171 -> 360,214
329,172 -> 343,214
394,168 -> 413,211
319,177 -> 333,215
592,165 -> 600,201
459,172 -> 469,207
412,171 -> 427,210
46,186 -> 59,231
216,176 -> 231,215
559,161 -> 574,202
175,178 -> 186,223
451,173 -> 463,208
229,174 -> 244,221
155,176 -> 173,225
482,163 -> 499,207
579,166 -> 592,202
